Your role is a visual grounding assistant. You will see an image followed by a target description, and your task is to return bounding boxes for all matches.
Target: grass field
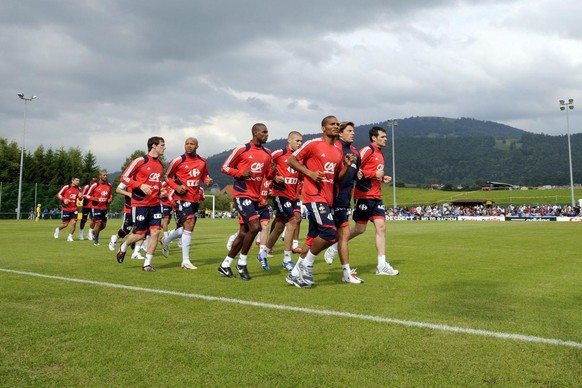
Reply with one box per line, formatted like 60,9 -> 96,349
1,218 -> 581,387
383,186 -> 582,208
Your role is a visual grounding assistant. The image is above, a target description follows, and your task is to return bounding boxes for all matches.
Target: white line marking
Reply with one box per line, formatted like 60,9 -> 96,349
1,268 -> 581,349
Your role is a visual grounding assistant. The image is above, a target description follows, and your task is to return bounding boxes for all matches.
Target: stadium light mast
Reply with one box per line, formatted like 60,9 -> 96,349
16,93 -> 37,220
559,99 -> 575,209
387,119 -> 398,210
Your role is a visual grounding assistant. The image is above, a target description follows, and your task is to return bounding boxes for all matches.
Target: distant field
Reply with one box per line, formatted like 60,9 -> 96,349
383,186 -> 582,207
0,218 -> 580,386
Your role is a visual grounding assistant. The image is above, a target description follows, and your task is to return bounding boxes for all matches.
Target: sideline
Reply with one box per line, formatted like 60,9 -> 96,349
1,268 -> 581,349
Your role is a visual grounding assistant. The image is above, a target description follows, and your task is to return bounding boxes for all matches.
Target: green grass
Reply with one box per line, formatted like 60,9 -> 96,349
1,219 -> 581,387
383,186 -> 582,207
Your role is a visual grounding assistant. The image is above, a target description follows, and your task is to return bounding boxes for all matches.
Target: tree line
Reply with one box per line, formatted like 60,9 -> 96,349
0,140 -> 233,218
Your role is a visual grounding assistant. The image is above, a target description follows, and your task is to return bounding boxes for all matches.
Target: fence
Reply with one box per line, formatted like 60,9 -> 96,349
0,182 -> 63,220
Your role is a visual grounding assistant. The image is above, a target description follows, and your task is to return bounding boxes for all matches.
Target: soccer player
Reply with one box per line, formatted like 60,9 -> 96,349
285,116 -> 354,288
258,131 -> 303,271
159,180 -> 174,243
163,137 -> 213,270
254,177 -> 274,269
86,170 -> 113,246
349,126 -> 399,276
79,177 -> 97,240
116,136 -> 166,272
108,182 -> 146,260
54,177 -> 83,241
218,123 -> 272,281
322,121 -> 364,283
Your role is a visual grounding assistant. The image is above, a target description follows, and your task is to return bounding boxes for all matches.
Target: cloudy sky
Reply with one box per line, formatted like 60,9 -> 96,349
1,0 -> 581,172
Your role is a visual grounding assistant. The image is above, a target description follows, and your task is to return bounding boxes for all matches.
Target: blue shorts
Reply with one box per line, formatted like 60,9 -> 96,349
257,205 -> 272,222
132,205 -> 163,234
353,198 -> 386,223
305,202 -> 337,245
91,208 -> 108,224
121,212 -> 134,234
82,207 -> 92,220
175,200 -> 199,224
161,205 -> 173,219
273,196 -> 299,224
331,207 -> 351,228
61,210 -> 78,224
234,197 -> 260,224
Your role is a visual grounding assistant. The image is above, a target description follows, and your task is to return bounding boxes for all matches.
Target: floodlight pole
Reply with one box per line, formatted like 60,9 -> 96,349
387,119 -> 398,210
16,93 -> 37,220
559,99 -> 575,208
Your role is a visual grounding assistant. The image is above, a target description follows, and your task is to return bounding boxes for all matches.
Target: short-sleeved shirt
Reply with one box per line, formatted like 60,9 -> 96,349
292,137 -> 343,206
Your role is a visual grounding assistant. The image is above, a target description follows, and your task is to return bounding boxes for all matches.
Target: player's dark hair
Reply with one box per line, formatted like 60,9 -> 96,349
321,115 -> 337,127
339,121 -> 354,133
147,136 -> 165,151
369,126 -> 386,142
251,123 -> 267,135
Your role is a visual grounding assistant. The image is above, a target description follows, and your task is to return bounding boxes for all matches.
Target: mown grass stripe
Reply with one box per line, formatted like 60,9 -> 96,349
2,267 -> 581,349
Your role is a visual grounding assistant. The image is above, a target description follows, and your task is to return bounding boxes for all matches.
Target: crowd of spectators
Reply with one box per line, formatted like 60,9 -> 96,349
391,204 -> 581,218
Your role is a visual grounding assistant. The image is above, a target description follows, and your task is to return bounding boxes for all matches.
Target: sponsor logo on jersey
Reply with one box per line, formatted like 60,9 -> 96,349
250,162 -> 264,173
324,162 -> 336,174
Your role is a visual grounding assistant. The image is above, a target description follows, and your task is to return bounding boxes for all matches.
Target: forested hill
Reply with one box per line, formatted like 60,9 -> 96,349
207,116 -> 581,188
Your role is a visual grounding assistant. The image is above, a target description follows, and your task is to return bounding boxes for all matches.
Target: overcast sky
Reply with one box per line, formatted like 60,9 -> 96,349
1,0 -> 581,172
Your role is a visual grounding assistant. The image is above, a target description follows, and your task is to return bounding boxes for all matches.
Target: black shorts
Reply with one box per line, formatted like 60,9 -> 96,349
353,198 -> 386,223
305,202 -> 337,245
132,205 -> 163,234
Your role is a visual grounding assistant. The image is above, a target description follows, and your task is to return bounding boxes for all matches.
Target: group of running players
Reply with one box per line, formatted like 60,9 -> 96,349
54,115 -> 399,287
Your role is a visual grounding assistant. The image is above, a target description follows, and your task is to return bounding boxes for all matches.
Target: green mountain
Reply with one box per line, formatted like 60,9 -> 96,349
207,117 -> 580,188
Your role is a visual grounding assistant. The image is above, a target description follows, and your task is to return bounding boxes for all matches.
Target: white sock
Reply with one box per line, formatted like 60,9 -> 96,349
79,229 -> 84,237
238,254 -> 248,266
291,258 -> 303,276
293,240 -> 299,249
330,242 -> 338,251
304,250 -> 316,266
259,245 -> 269,259
181,230 -> 192,262
283,251 -> 292,262
342,264 -> 351,274
221,256 -> 234,267
144,254 -> 153,267
167,227 -> 183,243
120,242 -> 127,253
378,255 -> 386,267
111,235 -> 118,243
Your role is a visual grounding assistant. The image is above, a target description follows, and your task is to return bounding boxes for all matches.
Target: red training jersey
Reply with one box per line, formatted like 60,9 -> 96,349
57,184 -> 82,212
121,154 -> 164,207
354,143 -> 384,199
221,141 -> 272,201
292,137 -> 343,205
117,182 -> 132,214
81,184 -> 93,208
271,146 -> 301,200
86,181 -> 113,210
164,153 -> 210,203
